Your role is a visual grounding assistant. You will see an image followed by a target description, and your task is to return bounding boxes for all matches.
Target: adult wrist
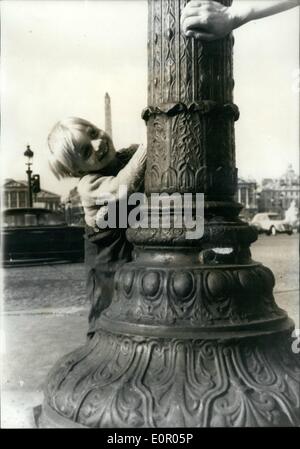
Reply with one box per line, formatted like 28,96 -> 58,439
228,3 -> 253,30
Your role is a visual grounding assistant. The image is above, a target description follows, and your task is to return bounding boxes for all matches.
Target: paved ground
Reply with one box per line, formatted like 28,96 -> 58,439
1,233 -> 299,428
3,262 -> 88,311
250,233 -> 299,324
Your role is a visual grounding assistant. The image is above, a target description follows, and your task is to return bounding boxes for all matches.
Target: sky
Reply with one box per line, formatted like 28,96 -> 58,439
1,0 -> 299,199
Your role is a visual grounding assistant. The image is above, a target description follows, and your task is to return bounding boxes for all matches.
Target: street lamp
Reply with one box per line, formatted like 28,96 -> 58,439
24,144 -> 34,208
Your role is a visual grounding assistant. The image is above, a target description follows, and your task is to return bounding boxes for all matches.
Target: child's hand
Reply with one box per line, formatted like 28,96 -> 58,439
181,0 -> 235,42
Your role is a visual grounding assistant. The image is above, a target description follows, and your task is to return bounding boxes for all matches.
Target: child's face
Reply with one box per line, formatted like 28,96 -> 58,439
72,123 -> 116,174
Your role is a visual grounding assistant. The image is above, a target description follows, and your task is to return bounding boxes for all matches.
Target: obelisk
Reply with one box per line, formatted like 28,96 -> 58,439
105,92 -> 113,138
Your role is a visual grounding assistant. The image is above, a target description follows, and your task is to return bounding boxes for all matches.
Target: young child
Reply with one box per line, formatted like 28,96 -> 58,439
48,117 -> 147,334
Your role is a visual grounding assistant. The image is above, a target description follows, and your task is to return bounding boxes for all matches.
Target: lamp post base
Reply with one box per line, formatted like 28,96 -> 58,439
40,323 -> 300,428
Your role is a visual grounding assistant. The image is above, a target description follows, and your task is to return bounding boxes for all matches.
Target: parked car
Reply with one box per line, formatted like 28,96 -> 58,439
2,208 -> 85,265
251,212 -> 293,236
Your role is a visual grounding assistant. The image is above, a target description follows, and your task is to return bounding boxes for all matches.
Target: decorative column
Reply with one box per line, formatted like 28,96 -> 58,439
40,0 -> 300,427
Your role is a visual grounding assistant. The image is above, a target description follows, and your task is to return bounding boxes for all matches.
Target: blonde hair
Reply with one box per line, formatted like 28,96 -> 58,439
47,117 -> 94,179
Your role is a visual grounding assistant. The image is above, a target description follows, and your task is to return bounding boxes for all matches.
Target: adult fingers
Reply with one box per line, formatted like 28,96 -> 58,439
181,3 -> 213,27
182,0 -> 212,15
181,2 -> 202,24
185,29 -> 216,42
181,15 -> 210,34
181,6 -> 200,25
186,0 -> 211,8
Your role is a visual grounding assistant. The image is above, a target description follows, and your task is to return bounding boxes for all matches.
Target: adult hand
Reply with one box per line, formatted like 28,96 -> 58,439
181,0 -> 236,42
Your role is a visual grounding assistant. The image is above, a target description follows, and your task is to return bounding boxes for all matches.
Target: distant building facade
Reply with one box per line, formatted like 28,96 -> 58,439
259,165 -> 299,215
235,177 -> 258,219
3,178 -> 61,211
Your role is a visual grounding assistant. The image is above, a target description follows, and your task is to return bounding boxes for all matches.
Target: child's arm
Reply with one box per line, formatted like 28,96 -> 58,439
181,0 -> 300,42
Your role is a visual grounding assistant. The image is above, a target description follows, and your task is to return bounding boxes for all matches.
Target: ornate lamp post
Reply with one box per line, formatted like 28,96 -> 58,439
24,144 -> 34,208
40,0 -> 300,427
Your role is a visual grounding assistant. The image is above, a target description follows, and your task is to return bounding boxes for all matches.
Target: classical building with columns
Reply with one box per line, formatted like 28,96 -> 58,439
235,177 -> 258,219
3,178 -> 61,211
